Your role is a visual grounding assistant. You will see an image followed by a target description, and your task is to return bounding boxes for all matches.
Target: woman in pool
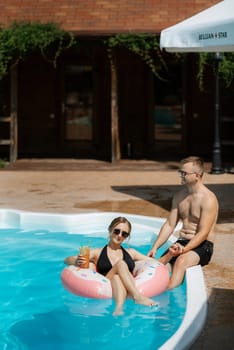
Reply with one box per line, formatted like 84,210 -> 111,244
64,216 -> 157,315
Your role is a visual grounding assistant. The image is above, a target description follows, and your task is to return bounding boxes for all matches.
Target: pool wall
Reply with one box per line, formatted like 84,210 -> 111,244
159,265 -> 207,350
0,209 -> 166,232
0,209 -> 207,350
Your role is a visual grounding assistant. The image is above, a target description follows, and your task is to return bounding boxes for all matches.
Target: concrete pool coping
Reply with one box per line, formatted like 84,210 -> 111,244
0,209 -> 207,350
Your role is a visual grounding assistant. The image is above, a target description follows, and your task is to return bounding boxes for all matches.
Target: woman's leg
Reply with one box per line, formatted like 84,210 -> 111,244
107,260 -> 157,306
111,274 -> 127,315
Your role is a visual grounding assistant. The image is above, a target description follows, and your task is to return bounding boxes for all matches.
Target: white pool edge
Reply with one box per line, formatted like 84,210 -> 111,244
0,209 -> 207,350
158,265 -> 207,350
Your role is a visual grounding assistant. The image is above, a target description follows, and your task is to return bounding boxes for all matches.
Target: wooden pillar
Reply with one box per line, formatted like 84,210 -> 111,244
110,56 -> 121,162
10,64 -> 18,163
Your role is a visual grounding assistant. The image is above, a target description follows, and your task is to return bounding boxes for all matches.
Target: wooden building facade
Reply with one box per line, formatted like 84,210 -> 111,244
0,0 -> 233,162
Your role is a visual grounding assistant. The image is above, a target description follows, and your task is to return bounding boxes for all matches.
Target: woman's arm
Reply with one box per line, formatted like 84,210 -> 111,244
64,255 -> 78,265
64,248 -> 101,266
128,248 -> 154,262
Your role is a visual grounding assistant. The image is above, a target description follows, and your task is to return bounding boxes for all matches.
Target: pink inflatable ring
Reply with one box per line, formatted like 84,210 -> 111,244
61,259 -> 169,299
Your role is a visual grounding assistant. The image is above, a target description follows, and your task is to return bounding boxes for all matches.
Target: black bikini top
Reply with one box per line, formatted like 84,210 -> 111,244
96,245 -> 135,276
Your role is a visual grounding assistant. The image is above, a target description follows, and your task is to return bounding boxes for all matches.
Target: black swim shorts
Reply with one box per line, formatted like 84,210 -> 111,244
162,238 -> 214,266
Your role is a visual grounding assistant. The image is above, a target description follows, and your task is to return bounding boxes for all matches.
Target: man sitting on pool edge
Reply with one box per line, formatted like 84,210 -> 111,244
147,156 -> 219,289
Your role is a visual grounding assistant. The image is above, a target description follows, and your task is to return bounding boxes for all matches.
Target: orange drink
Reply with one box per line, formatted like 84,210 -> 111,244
79,246 -> 90,268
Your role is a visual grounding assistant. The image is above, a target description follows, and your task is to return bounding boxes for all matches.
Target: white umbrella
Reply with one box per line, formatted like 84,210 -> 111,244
160,0 -> 234,52
160,0 -> 234,173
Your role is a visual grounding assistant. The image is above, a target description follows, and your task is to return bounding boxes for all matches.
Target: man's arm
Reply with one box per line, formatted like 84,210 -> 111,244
147,195 -> 180,257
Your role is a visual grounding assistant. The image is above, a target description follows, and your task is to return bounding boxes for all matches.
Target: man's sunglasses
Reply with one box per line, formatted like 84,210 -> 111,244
113,228 -> 129,239
178,170 -> 197,177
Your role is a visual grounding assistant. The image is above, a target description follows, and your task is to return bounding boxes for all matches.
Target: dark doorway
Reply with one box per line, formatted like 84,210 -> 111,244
62,64 -> 94,157
18,56 -> 57,156
153,61 -> 184,157
118,55 -> 150,159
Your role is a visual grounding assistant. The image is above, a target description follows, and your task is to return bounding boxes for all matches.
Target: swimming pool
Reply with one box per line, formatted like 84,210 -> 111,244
0,210 -> 207,350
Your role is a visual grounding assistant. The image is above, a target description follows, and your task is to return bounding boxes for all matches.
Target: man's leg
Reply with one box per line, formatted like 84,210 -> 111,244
167,251 -> 200,289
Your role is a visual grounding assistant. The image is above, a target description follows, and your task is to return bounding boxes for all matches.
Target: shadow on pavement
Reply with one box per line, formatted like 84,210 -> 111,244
190,288 -> 234,350
111,184 -> 234,224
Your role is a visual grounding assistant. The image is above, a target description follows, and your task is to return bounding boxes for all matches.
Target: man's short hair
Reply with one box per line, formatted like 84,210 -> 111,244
180,156 -> 204,177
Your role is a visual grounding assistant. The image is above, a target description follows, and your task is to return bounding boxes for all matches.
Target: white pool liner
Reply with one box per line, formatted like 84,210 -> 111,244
159,265 -> 207,350
0,209 -> 207,350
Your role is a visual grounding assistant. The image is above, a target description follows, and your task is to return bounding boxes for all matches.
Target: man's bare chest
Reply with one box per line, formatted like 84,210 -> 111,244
178,196 -> 202,221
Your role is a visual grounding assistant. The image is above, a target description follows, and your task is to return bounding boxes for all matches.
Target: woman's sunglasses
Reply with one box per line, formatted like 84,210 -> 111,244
113,228 -> 129,239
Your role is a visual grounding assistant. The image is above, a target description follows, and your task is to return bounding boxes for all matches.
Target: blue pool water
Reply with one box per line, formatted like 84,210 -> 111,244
0,214 -> 186,350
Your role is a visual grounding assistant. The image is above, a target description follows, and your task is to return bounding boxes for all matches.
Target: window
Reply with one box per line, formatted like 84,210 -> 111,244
64,65 -> 93,141
153,64 -> 183,145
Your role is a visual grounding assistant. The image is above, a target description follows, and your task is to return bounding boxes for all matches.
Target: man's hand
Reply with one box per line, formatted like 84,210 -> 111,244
147,249 -> 157,257
169,243 -> 184,257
